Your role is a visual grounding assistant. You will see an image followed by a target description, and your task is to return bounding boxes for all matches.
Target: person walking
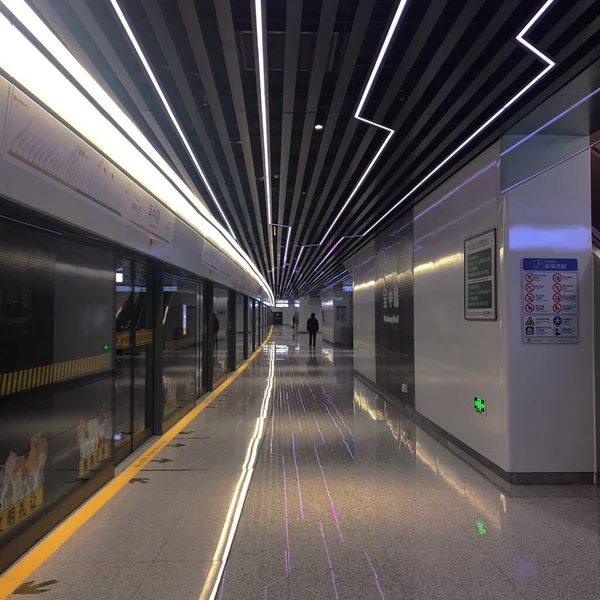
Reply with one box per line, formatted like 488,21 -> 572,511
306,312 -> 319,348
292,314 -> 297,330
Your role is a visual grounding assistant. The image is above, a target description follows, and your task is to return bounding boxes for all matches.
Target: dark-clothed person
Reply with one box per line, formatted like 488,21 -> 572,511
307,313 -> 319,347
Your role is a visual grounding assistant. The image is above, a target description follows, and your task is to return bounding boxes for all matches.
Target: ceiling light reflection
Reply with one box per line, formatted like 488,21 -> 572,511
200,341 -> 275,600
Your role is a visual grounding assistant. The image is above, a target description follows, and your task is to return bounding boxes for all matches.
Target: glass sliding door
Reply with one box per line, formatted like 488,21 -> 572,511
0,208 -> 114,569
246,296 -> 252,356
196,282 -> 204,396
114,258 -> 133,457
254,300 -> 260,349
162,271 -> 201,427
212,285 -> 229,384
132,261 -> 153,451
114,256 -> 154,462
236,292 -> 245,366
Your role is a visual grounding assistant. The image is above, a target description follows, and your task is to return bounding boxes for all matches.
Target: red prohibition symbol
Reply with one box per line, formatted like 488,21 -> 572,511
553,273 -> 562,282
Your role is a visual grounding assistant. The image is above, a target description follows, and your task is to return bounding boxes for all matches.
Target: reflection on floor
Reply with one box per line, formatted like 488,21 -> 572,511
10,328 -> 600,600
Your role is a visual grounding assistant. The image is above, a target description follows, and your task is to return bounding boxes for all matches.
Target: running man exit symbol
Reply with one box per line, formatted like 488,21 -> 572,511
474,397 -> 485,414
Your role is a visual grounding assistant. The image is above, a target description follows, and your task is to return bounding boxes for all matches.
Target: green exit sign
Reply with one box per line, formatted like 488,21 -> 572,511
103,343 -> 110,352
474,396 -> 485,414
354,343 -> 358,350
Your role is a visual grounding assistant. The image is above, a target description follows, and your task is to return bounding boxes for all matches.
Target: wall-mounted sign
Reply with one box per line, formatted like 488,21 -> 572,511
522,258 -> 578,344
464,230 -> 496,321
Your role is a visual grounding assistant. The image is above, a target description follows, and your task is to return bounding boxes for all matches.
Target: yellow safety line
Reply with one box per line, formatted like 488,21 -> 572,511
0,329 -> 273,598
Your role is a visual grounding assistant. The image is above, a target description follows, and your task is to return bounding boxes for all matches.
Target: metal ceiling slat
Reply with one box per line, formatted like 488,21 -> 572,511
305,1 -> 574,284
337,3 -> 593,241
32,0 -> 207,210
213,0 -> 270,279
278,0 -> 599,296
305,0 -> 513,276
281,0 -> 376,298
321,50 -> 600,296
275,0 -> 303,276
292,0 -> 450,285
278,0 -> 340,294
367,0 -> 520,176
39,0 -> 600,298
305,0 -> 450,253
177,0 -> 267,276
385,0 -> 493,145
250,0 -> 276,284
142,0 -> 254,261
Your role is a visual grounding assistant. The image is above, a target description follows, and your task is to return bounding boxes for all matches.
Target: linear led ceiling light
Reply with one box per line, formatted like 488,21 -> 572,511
320,0 -> 409,245
283,225 -> 292,266
252,0 -> 278,281
295,0 -> 556,293
0,0 -> 273,303
109,0 -> 236,240
361,0 -> 556,236
253,0 -> 272,228
1,0 -> 212,228
288,0 -> 409,287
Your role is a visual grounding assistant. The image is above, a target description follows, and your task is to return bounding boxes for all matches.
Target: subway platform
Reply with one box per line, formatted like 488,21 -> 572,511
4,328 -> 600,600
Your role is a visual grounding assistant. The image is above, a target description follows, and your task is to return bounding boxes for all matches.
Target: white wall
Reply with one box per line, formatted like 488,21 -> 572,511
346,242 -> 376,381
321,291 -> 334,343
503,146 -> 594,473
321,290 -> 353,345
413,145 -> 509,470
346,133 -> 595,476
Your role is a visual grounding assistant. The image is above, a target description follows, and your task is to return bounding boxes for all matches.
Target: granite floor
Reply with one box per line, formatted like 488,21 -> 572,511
10,328 -> 600,600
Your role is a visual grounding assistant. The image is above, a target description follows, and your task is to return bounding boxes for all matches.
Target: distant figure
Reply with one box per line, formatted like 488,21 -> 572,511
306,313 -> 319,348
292,314 -> 297,330
213,313 -> 220,348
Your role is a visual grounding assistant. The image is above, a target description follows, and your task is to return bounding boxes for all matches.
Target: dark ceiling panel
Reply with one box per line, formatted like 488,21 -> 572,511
32,0 -> 600,298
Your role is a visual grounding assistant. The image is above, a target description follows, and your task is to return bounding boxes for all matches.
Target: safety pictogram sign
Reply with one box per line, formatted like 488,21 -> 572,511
522,258 -> 578,344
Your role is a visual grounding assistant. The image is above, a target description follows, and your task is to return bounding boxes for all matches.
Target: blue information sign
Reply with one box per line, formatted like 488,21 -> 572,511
522,258 -> 578,272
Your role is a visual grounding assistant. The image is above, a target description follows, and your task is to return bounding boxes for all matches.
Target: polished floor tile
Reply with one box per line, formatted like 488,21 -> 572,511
10,328 -> 600,600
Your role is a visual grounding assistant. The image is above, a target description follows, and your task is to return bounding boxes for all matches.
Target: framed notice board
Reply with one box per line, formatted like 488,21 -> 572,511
464,229 -> 496,321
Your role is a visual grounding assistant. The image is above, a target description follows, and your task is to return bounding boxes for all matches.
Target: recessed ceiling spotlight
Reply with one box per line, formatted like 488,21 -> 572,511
314,124 -> 323,130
